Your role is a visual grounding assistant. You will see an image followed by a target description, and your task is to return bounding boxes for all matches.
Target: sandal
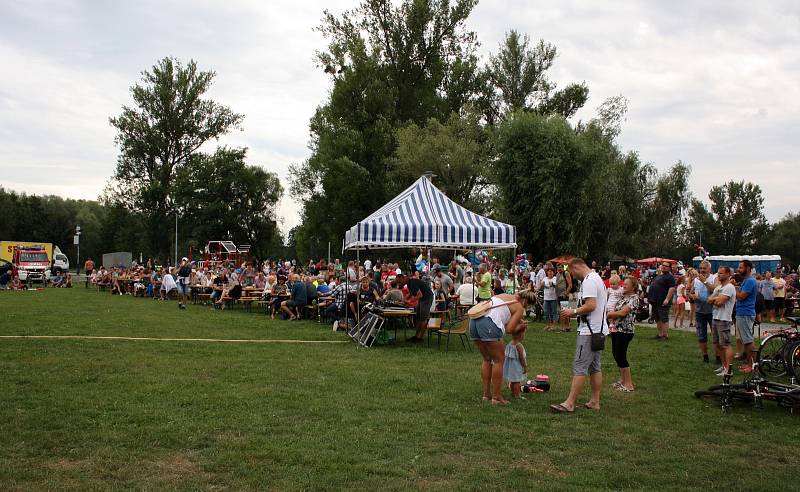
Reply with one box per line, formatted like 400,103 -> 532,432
491,398 -> 510,405
615,385 -> 635,393
550,403 -> 573,413
583,402 -> 601,410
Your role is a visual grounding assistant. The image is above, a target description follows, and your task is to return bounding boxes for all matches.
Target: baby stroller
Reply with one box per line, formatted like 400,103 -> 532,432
636,293 -> 653,323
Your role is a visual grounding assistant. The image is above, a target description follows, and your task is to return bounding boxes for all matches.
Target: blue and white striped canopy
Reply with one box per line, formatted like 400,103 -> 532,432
344,176 -> 516,250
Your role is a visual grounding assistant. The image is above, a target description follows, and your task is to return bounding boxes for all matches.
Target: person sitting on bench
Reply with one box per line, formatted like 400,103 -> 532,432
281,274 -> 307,320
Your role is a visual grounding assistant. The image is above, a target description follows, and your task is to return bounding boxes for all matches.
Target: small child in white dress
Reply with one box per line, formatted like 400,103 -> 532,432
503,326 -> 528,399
607,274 -> 624,333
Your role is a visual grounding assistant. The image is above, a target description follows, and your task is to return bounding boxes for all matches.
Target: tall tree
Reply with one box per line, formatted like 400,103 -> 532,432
389,110 -> 494,213
689,180 -> 769,254
291,0 -> 483,258
642,162 -> 693,256
108,57 -> 243,259
174,148 -> 283,261
487,30 -> 588,120
493,110 -> 690,260
765,213 -> 800,265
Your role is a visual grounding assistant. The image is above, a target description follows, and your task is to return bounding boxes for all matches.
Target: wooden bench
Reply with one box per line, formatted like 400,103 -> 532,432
237,297 -> 260,312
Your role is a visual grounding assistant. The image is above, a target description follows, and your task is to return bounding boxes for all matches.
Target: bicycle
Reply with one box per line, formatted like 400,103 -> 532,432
755,316 -> 800,381
694,361 -> 800,413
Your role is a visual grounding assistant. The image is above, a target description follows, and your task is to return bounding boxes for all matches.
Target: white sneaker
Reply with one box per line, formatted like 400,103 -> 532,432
332,320 -> 339,332
714,366 -> 727,375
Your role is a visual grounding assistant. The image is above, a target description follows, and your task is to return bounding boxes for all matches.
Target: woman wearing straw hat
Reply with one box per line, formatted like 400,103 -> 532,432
469,290 -> 537,404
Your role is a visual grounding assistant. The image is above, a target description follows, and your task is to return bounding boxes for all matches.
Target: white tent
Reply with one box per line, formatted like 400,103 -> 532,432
344,175 -> 516,251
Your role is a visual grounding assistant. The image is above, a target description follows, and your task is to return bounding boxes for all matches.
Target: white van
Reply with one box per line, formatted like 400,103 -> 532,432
52,246 -> 70,274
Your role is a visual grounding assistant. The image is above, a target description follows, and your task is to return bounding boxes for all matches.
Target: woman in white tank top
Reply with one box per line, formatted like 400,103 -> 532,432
469,290 -> 537,404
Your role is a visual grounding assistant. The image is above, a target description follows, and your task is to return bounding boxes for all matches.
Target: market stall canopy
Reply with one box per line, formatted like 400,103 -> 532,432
344,176 -> 516,250
636,257 -> 677,265
548,255 -> 576,264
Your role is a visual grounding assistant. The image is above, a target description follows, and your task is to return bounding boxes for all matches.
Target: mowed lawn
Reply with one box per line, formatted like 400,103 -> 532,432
0,288 -> 795,490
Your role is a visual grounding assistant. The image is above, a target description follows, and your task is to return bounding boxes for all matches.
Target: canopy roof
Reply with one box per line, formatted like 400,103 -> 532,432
344,176 -> 516,250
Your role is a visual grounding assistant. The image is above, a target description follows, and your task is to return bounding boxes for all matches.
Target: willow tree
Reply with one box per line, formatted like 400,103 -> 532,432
108,57 -> 243,258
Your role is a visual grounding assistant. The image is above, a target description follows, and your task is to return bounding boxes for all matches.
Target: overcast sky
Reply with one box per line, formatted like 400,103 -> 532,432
1,0 -> 798,234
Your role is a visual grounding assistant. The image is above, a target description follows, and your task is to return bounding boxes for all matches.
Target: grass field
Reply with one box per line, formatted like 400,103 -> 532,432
1,288 -> 796,490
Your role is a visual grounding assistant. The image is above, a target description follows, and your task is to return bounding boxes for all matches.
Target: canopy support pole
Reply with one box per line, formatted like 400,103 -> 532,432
513,246 -> 517,293
344,249 -> 349,333
356,249 -> 360,323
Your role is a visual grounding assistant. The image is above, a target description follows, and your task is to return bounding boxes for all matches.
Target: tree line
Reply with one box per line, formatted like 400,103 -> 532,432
288,0 -> 798,264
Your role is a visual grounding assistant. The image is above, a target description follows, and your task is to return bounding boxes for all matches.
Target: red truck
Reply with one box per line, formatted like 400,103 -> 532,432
12,246 -> 50,287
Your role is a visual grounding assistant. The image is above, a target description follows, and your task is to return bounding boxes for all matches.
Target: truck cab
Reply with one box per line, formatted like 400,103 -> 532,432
12,246 -> 50,287
52,250 -> 70,274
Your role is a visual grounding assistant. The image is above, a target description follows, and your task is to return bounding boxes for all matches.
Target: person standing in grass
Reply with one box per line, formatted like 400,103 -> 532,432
647,262 -> 676,340
540,267 -> 559,331
396,273 -> 434,343
551,258 -> 608,413
760,271 -> 775,322
688,261 -> 715,363
477,263 -> 492,302
773,272 -> 787,321
469,290 -> 535,404
176,257 -> 192,310
503,325 -> 528,399
708,266 -> 736,376
734,260 -> 758,372
606,277 -> 640,392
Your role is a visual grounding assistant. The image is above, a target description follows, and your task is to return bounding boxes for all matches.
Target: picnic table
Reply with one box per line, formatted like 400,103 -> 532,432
380,308 -> 416,343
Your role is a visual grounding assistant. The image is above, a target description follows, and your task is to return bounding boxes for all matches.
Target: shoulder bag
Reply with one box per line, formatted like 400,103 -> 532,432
583,305 -> 608,352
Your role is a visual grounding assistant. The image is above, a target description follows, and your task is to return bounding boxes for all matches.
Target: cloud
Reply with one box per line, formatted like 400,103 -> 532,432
1,0 -> 798,235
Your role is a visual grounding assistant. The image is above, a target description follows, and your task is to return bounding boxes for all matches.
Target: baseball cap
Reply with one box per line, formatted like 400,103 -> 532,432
181,257 -> 188,262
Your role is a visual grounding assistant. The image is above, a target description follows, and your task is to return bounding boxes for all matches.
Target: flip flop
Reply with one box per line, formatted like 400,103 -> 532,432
583,402 -> 600,410
491,398 -> 510,405
550,403 -> 573,413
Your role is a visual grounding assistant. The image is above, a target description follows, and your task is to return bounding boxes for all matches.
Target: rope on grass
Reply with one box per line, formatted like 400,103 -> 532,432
0,335 -> 348,344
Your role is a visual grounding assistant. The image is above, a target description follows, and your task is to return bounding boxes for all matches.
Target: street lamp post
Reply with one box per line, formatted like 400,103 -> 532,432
74,226 -> 81,275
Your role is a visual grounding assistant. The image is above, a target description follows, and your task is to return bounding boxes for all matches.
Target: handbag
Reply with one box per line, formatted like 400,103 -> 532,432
467,299 -> 519,320
584,308 -> 607,352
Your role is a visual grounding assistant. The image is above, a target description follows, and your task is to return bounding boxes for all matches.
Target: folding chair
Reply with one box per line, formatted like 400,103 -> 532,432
429,317 -> 472,352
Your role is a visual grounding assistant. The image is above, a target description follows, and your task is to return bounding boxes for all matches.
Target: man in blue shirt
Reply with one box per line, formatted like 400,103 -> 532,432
280,273 -> 308,321
735,260 -> 758,372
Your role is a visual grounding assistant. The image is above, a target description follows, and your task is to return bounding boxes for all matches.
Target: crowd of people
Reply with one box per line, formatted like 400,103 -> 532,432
57,251 -> 800,409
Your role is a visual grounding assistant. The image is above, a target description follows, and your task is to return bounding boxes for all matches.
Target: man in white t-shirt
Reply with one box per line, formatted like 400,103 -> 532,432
552,257 -> 608,413
364,258 -> 372,273
160,267 -> 178,300
455,276 -> 479,306
708,266 -> 737,376
535,264 -> 546,291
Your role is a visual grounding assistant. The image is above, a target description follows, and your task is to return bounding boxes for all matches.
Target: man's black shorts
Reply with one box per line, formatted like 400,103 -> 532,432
652,303 -> 670,322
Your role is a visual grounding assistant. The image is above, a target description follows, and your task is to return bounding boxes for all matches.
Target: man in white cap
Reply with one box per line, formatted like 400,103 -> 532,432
176,257 -> 192,309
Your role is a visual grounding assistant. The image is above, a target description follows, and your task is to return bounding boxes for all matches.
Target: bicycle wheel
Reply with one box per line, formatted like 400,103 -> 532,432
757,333 -> 789,378
694,386 -> 753,402
788,340 -> 800,381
